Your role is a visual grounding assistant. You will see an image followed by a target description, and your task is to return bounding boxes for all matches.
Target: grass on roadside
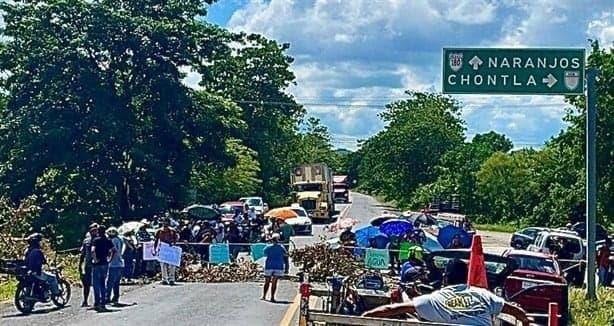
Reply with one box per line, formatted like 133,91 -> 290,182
474,223 -> 519,233
569,287 -> 614,326
0,277 -> 17,302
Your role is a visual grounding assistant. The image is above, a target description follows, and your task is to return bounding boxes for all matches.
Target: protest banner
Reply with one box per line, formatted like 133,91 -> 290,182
158,242 -> 182,267
365,248 -> 389,270
142,241 -> 157,261
209,243 -> 231,264
250,243 -> 267,262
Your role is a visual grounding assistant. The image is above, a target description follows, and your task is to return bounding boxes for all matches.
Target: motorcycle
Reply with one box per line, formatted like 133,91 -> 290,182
2,259 -> 72,314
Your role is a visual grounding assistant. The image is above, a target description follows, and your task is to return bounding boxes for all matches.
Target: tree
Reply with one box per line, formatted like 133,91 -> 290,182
357,92 -> 465,203
0,0 -> 244,246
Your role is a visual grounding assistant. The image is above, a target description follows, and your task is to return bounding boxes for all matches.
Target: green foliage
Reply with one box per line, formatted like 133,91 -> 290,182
357,92 -> 465,202
569,288 -> 614,326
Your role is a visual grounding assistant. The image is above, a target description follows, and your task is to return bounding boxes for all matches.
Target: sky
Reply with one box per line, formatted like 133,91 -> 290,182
203,0 -> 614,150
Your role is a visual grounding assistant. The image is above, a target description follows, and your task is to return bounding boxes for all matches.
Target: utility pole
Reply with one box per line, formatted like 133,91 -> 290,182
585,67 -> 598,300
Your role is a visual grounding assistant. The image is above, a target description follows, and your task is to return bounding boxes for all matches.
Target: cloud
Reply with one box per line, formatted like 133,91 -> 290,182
588,12 -> 614,45
221,0 -> 612,149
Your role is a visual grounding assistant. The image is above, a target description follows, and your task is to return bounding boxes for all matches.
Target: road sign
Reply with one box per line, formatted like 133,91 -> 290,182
442,48 -> 585,94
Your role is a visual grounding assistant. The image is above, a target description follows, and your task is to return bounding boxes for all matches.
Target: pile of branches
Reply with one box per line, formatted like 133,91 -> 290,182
290,243 -> 364,282
178,253 -> 261,283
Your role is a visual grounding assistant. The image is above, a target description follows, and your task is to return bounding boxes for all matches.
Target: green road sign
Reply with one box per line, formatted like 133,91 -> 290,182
442,48 -> 585,95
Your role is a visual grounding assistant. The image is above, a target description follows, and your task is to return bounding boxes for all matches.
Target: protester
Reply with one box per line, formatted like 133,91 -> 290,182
79,223 -> 99,307
135,219 -> 152,277
122,230 -> 136,284
278,219 -> 295,274
91,225 -> 116,312
362,259 -> 531,326
388,235 -> 401,273
179,221 -> 191,242
154,218 -> 179,285
24,233 -> 60,299
248,207 -> 257,221
598,238 -> 612,286
106,227 -> 124,305
227,223 -> 242,261
197,221 -> 217,263
261,233 -> 287,302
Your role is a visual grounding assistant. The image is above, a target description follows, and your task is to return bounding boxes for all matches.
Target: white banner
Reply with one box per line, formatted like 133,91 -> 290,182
142,241 -> 157,261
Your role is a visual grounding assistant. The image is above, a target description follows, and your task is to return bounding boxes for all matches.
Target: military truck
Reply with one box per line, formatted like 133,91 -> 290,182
291,164 -> 334,221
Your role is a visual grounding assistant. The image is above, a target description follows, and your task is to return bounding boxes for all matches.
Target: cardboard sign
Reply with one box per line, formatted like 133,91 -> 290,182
209,243 -> 230,264
142,241 -> 157,261
158,242 -> 182,267
365,248 -> 389,270
250,243 -> 267,262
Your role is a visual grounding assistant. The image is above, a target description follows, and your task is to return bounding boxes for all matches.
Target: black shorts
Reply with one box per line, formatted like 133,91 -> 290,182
81,266 -> 92,287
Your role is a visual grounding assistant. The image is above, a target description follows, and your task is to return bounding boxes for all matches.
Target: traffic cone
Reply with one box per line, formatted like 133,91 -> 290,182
467,234 -> 488,288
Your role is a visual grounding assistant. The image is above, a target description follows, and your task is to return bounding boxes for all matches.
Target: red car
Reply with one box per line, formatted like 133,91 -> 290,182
502,249 -> 568,323
219,201 -> 245,223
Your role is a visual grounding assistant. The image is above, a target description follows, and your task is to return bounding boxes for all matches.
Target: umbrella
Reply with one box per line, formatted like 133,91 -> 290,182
369,214 -> 397,227
354,225 -> 380,248
404,212 -> 438,226
437,225 -> 472,249
380,219 -> 413,236
265,207 -> 299,221
182,204 -> 219,220
117,221 -> 143,235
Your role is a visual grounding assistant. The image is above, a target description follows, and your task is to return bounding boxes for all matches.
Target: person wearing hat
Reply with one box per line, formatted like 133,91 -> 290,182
79,223 -> 99,307
153,218 -> 179,285
362,259 -> 531,326
24,233 -> 60,298
261,233 -> 287,302
105,226 -> 124,305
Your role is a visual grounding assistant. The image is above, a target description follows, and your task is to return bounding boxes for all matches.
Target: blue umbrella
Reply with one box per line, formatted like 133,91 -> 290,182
380,219 -> 413,237
437,225 -> 472,249
354,225 -> 380,248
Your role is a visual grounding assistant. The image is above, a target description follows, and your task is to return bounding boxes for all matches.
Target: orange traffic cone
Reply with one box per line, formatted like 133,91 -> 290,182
467,234 -> 488,288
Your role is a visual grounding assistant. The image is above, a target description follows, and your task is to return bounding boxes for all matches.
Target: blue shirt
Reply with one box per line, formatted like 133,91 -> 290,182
25,246 -> 45,275
264,244 -> 287,270
109,236 -> 124,268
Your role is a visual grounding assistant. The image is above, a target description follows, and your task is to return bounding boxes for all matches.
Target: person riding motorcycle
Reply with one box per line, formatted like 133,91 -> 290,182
24,233 -> 60,298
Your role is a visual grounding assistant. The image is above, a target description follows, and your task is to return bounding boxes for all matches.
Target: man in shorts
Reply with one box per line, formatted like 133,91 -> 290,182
261,233 -> 287,302
363,259 -> 531,326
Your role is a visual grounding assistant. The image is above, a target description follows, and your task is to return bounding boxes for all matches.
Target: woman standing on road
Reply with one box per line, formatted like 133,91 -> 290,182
261,233 -> 287,302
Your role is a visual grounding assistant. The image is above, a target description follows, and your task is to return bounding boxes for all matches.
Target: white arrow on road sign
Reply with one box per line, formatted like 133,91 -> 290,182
542,74 -> 557,88
468,56 -> 483,70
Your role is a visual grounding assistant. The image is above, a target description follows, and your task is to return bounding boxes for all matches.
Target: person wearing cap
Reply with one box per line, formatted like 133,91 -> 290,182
24,233 -> 60,298
135,219 -> 152,277
105,227 -> 124,305
154,218 -> 179,285
362,259 -> 531,326
261,233 -> 287,302
91,225 -> 116,311
79,223 -> 99,307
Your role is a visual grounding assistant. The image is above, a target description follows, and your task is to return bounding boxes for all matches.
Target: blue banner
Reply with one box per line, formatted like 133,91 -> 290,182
250,243 -> 267,261
209,243 -> 230,264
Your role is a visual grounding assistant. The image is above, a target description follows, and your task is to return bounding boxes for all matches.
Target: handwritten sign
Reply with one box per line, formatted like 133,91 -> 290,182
365,248 -> 389,270
250,243 -> 267,262
209,243 -> 230,264
158,242 -> 182,267
142,241 -> 157,261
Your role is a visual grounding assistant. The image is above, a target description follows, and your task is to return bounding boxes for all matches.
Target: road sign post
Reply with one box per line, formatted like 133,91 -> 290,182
586,68 -> 598,300
442,47 -> 597,299
442,48 -> 585,94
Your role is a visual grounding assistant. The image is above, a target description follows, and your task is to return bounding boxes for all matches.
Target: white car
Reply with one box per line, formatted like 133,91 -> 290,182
527,230 -> 584,260
239,196 -> 269,215
286,204 -> 313,235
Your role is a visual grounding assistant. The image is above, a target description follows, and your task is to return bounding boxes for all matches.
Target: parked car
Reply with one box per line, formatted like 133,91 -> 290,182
502,249 -> 568,325
239,196 -> 269,215
286,204 -> 313,235
571,222 -> 609,242
510,227 -> 549,249
527,230 -> 585,285
219,201 -> 245,222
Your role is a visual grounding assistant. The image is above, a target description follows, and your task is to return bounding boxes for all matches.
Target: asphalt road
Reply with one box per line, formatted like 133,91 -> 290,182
0,192 -> 511,325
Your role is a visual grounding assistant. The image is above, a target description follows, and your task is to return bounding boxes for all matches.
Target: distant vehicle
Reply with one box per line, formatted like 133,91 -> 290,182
502,249 -> 568,324
570,222 -> 609,242
219,201 -> 245,222
239,196 -> 269,216
332,175 -> 350,203
291,163 -> 334,221
510,227 -> 549,249
286,204 -> 313,235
